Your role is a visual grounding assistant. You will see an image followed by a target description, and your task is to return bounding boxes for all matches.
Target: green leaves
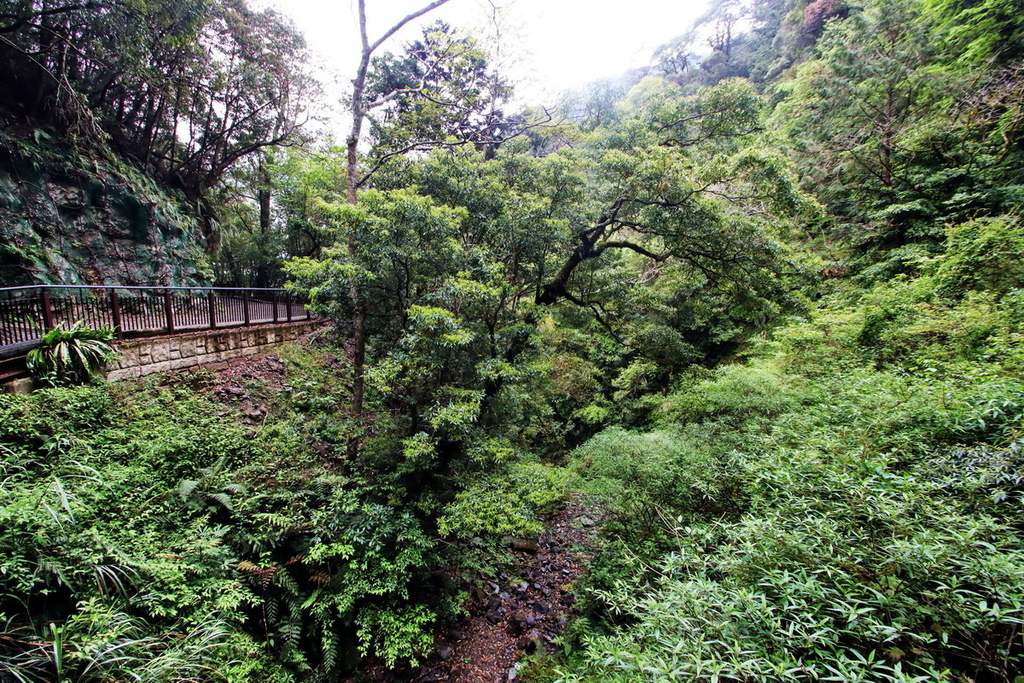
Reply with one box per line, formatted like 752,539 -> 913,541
556,220 -> 1024,681
563,372 -> 1024,682
436,462 -> 573,539
26,321 -> 117,387
355,603 -> 436,668
365,20 -> 513,154
934,215 -> 1024,299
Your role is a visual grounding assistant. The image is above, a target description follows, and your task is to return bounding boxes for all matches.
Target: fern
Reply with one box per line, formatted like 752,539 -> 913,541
279,620 -> 302,652
209,492 -> 232,511
178,479 -> 200,502
320,632 -> 340,678
237,560 -> 277,588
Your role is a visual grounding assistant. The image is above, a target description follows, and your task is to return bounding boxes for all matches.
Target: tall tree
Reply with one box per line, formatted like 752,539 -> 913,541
538,77 -> 808,330
0,0 -> 314,248
364,20 -> 515,167
772,0 -> 938,223
773,0 -> 1024,255
343,0 -> 454,419
342,0 -> 540,420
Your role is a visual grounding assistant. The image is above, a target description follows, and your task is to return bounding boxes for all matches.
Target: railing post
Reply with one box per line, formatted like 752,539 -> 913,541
242,290 -> 250,326
41,288 -> 56,330
272,291 -> 279,323
163,289 -> 175,333
110,290 -> 123,339
285,292 -> 292,322
208,290 -> 217,330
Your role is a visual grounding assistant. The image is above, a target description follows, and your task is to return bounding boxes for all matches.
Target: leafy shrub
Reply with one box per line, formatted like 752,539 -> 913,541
26,321 -> 117,386
652,362 -> 806,426
561,402 -> 1024,681
854,242 -> 942,284
935,214 -> 1024,299
572,427 -> 748,542
952,381 -> 1024,446
559,279 -> 1024,682
775,271 -> 1024,376
355,603 -> 435,668
437,462 -> 574,538
932,439 -> 1024,516
0,600 -> 262,683
0,347 -> 381,681
561,437 -> 1024,682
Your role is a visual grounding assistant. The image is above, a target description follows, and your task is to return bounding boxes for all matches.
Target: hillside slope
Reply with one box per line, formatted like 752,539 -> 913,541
0,121 -> 209,287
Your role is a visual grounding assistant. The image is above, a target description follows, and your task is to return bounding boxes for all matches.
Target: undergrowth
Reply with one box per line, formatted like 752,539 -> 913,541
0,342 -> 571,681
552,253 -> 1024,681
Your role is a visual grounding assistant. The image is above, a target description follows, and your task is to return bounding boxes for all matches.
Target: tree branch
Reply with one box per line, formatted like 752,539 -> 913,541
355,109 -> 554,188
367,0 -> 456,55
0,2 -> 95,34
593,240 -> 668,261
559,289 -> 628,347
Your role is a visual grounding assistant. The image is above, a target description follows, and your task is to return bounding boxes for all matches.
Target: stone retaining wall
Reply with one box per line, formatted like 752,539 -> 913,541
106,320 -> 323,380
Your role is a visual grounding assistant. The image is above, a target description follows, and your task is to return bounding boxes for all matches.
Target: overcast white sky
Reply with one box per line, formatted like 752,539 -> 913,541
259,0 -> 710,115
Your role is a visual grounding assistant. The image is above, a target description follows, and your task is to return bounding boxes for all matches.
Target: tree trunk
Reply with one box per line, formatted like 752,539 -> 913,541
346,0 -> 372,421
344,0 -> 454,424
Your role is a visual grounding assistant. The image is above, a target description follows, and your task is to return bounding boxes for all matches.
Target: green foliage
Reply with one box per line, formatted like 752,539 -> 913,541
653,362 -> 807,425
26,321 -> 117,386
0,382 -> 264,681
212,145 -> 351,287
6,1 -> 1024,680
934,215 -> 1024,299
536,76 -> 812,403
560,340 -> 1024,682
923,0 -> 1024,64
0,342 -> 463,680
0,335 -> 586,680
572,427 -> 748,547
366,21 -> 513,153
0,602 -> 255,683
545,31 -> 1024,662
286,177 -> 578,500
555,192 -> 1024,681
773,0 -> 939,221
355,604 -> 435,668
770,0 -> 1024,268
0,0 -> 312,229
437,462 -> 574,539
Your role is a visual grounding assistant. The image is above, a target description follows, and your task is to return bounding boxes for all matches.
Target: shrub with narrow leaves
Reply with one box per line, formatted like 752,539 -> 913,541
26,321 -> 117,386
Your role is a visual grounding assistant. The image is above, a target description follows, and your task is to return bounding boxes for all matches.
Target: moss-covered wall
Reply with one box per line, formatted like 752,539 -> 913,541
0,123 -> 210,287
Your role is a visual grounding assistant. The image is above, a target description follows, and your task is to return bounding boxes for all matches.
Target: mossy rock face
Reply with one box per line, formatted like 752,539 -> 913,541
0,123 -> 210,287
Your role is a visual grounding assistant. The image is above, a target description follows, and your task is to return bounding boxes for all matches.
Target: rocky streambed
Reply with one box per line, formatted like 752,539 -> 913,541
362,495 -> 603,683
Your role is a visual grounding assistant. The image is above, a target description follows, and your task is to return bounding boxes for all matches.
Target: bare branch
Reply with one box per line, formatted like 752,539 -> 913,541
367,0 -> 456,55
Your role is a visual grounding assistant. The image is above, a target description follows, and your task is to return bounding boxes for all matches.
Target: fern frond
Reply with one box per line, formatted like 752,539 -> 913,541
179,479 -> 200,502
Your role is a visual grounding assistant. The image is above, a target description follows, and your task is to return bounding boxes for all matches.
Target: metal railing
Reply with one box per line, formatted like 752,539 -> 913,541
0,285 -> 311,350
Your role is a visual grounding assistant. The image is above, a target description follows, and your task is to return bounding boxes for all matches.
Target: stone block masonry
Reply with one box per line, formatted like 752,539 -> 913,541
106,320 -> 323,380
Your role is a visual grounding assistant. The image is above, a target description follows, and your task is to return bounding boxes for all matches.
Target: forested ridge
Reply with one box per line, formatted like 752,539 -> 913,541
2,0 -> 1024,681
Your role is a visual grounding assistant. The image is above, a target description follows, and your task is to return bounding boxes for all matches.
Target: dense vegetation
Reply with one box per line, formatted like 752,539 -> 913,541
0,0 -> 311,244
2,0 -> 1024,680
